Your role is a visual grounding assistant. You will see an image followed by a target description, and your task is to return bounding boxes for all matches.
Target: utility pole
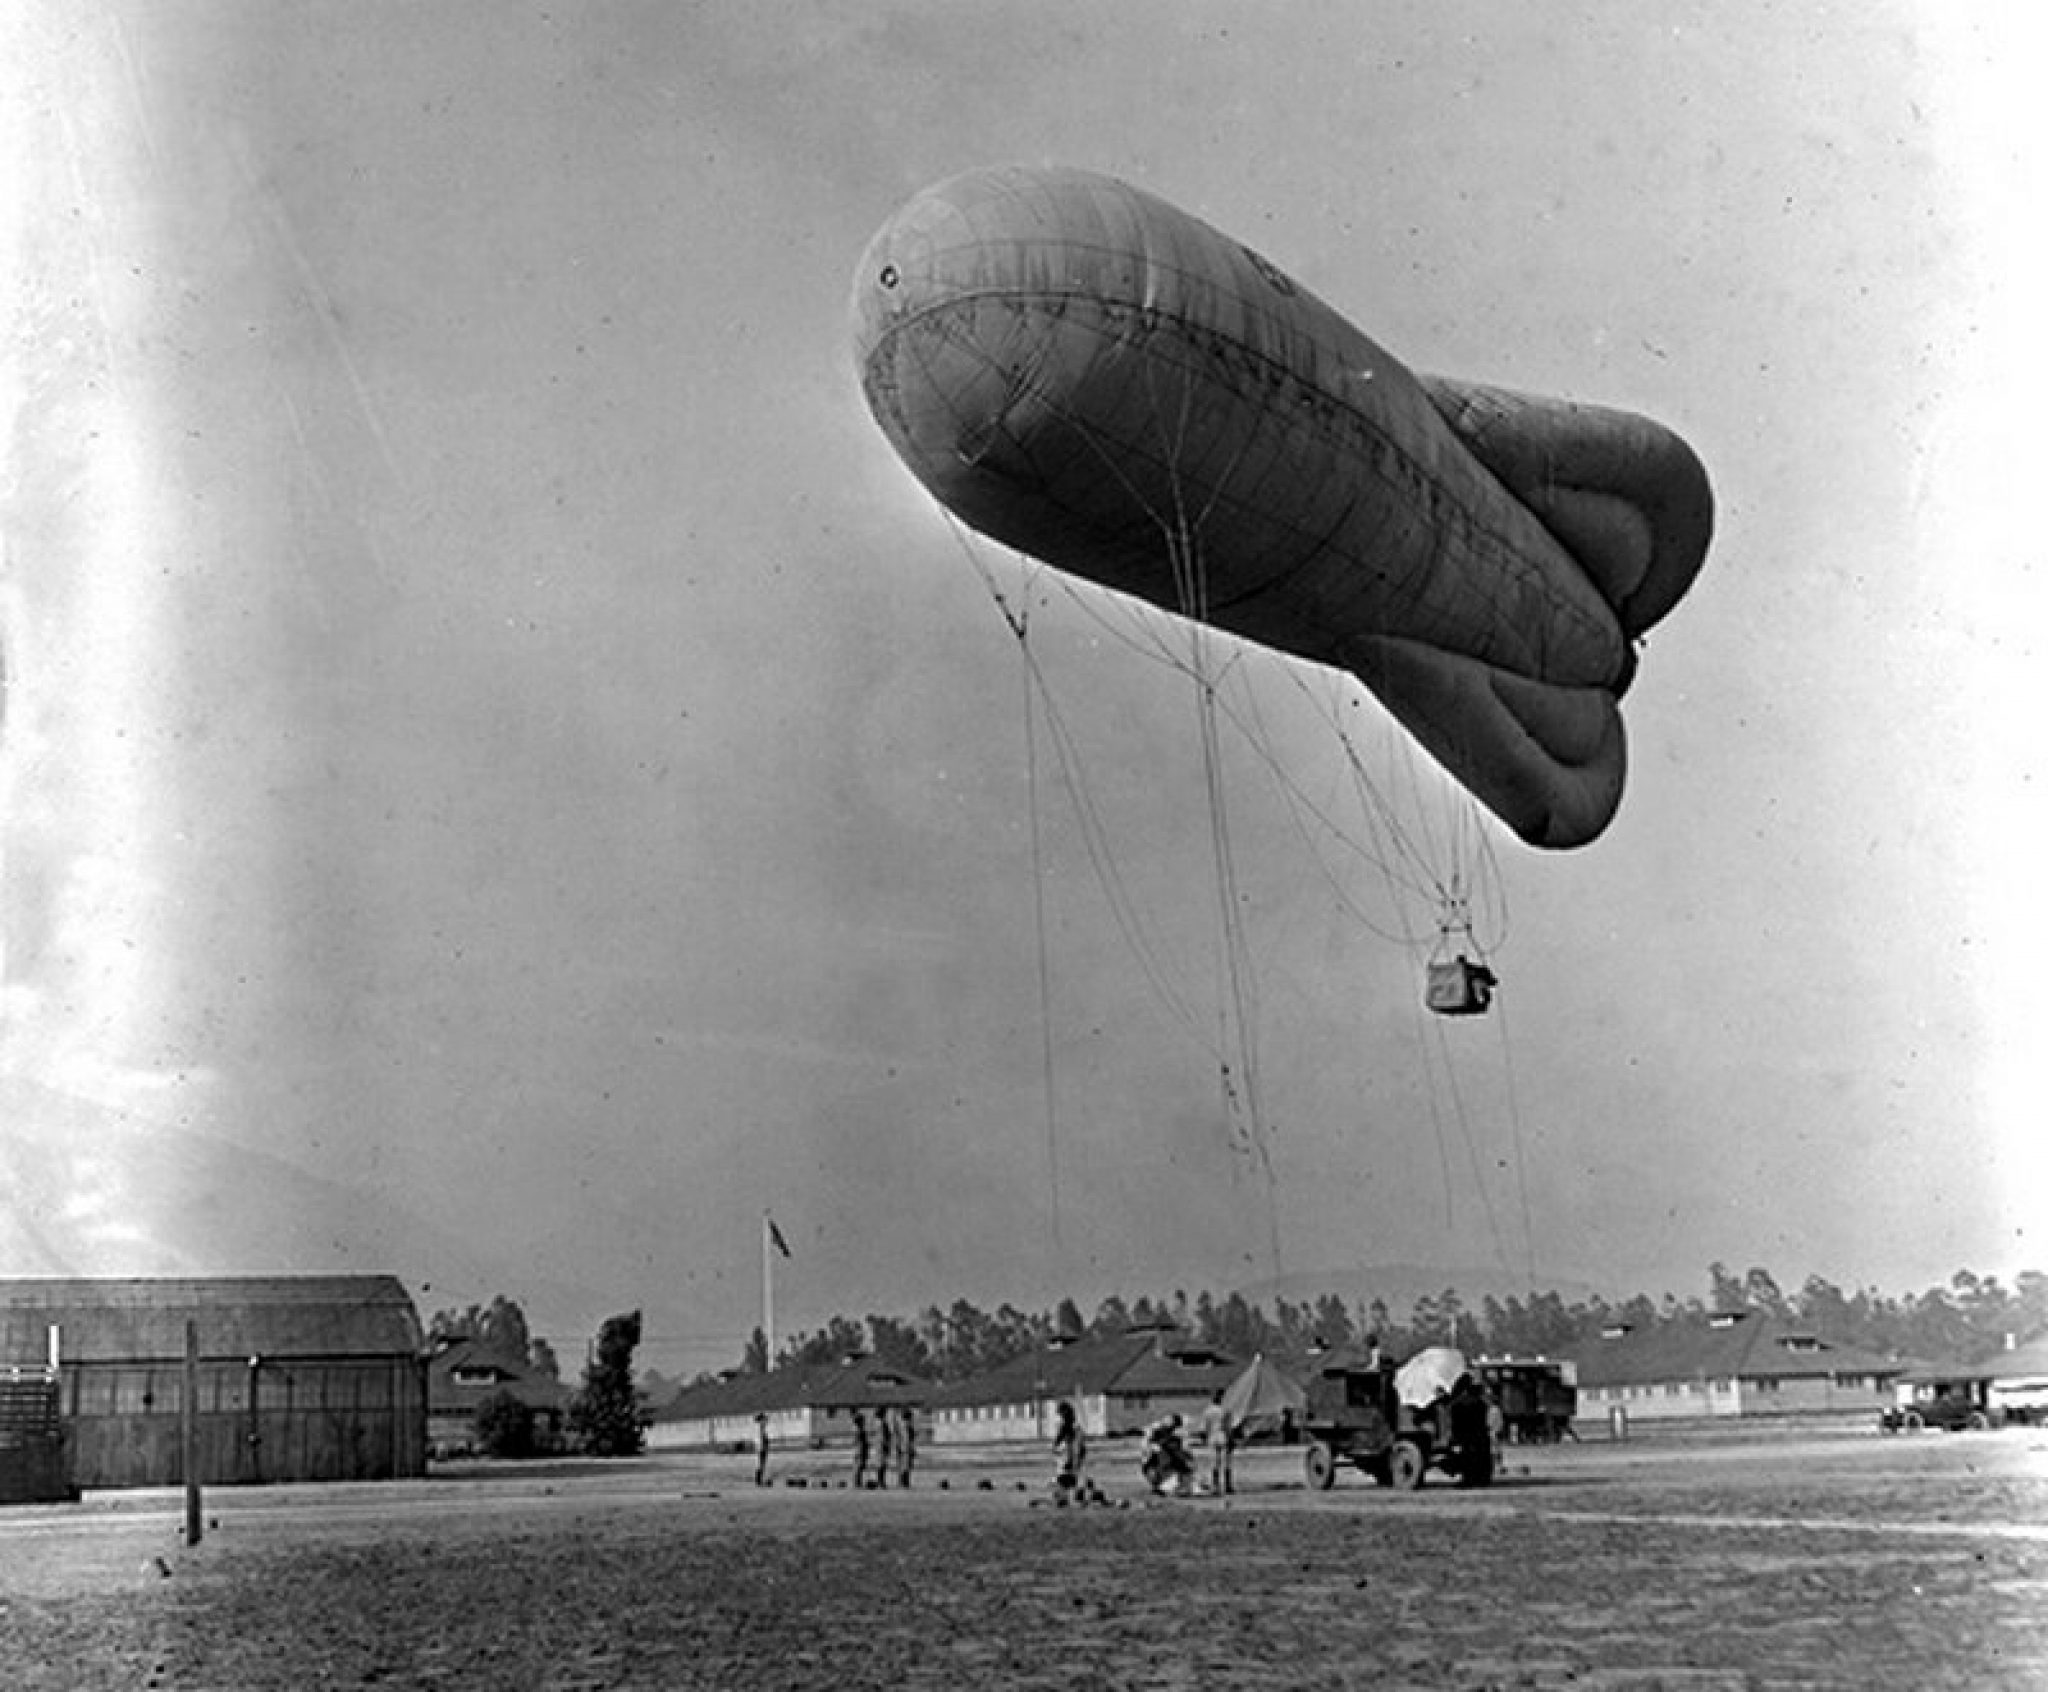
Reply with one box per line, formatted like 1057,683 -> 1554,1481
182,1319 -> 202,1546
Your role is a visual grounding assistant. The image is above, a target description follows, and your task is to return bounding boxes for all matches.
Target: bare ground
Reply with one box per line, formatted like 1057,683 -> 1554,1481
3,1426 -> 2044,1689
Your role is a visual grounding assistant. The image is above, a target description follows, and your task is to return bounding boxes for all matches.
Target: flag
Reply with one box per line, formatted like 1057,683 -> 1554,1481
766,1216 -> 791,1259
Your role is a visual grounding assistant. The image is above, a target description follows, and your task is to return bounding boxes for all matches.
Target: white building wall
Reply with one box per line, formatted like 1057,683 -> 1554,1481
930,1399 -> 1053,1446
1989,1375 -> 2048,1418
646,1406 -> 823,1451
930,1392 -> 1112,1445
1579,1373 -> 1892,1422
1579,1381 -> 1715,1422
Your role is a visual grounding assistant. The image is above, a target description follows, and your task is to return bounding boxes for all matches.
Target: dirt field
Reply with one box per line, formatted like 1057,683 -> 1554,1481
3,1425 -> 2044,1689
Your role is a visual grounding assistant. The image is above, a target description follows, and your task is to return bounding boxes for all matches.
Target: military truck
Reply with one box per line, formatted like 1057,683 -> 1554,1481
1300,1347 -> 1494,1490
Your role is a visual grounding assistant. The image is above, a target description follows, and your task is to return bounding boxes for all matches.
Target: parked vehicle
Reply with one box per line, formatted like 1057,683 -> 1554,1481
1880,1391 -> 1998,1433
1300,1348 -> 1494,1491
1471,1356 -> 1577,1444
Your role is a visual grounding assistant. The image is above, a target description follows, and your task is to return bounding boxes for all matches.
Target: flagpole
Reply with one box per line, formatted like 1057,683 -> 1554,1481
762,1212 -> 776,1367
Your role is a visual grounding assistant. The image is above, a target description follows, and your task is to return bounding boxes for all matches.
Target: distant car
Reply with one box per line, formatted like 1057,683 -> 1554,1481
1880,1393 -> 1995,1433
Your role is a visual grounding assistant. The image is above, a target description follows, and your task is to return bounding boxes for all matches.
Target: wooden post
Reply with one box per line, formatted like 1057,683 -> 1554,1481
183,1319 -> 202,1546
246,1356 -> 262,1486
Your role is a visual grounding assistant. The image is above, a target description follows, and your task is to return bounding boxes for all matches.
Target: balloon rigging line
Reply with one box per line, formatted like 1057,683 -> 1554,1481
939,511 -> 1208,1047
1237,668 -> 1447,926
1142,364 -> 1286,1284
1295,670 -> 1499,941
947,500 -> 1530,1293
1179,530 -> 1275,1197
923,330 -> 1521,1290
1429,1008 -> 1514,1277
1489,982 -> 1540,1288
1343,723 -> 1534,1296
1033,565 -> 1496,953
1024,540 -> 1474,940
985,350 -> 1288,1279
1017,578 -> 1064,1255
1050,581 -> 1478,942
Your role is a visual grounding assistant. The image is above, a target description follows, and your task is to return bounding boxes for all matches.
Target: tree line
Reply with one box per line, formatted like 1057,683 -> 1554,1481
434,1266 -> 2046,1454
736,1264 -> 2047,1388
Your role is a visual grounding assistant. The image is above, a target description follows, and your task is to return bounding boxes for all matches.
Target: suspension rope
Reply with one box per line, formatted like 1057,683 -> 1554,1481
1137,355 -> 1287,1284
1013,573 -> 1063,1253
901,303 -> 1544,1294
1175,522 -> 1281,1275
939,513 -> 1210,1048
1428,1010 -> 1513,1268
1490,981 -> 1539,1286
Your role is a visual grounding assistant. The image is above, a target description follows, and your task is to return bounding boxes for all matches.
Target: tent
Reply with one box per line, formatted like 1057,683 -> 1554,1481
1219,1354 -> 1307,1433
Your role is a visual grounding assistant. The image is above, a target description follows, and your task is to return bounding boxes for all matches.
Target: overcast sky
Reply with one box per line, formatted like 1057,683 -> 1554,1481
4,2 -> 2041,1377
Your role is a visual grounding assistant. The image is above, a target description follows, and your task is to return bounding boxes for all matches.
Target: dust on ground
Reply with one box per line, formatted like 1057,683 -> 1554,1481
3,1425 -> 2044,1689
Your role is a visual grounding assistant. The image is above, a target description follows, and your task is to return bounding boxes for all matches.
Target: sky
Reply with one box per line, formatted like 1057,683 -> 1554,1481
3,2 -> 2041,1378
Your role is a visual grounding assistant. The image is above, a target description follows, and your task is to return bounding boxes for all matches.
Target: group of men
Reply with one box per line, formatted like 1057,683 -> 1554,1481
1135,1391 -> 1239,1497
849,1404 -> 917,1489
749,1404 -> 919,1488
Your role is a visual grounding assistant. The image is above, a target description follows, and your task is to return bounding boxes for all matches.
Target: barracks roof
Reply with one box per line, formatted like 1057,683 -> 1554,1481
923,1325 -> 1240,1410
1571,1310 -> 1902,1390
1901,1331 -> 2048,1386
653,1355 -> 927,1423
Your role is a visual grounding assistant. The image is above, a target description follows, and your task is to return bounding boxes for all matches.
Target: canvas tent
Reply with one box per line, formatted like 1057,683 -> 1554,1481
1219,1353 -> 1306,1434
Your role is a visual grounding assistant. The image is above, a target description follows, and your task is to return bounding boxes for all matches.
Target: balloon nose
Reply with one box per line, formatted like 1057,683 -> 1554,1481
850,177 -> 975,367
849,216 -> 920,373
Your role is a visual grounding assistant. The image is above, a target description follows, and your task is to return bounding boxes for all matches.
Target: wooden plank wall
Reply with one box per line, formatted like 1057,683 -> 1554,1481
58,1356 -> 427,1488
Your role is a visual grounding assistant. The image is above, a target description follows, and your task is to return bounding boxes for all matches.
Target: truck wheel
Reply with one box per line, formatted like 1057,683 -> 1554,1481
1304,1440 -> 1338,1491
1390,1439 -> 1426,1491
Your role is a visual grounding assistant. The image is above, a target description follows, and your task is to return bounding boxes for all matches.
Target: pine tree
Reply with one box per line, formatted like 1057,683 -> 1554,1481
568,1311 -> 646,1457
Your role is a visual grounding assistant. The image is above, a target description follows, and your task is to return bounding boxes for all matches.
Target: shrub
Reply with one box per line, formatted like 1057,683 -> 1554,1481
473,1389 -> 537,1459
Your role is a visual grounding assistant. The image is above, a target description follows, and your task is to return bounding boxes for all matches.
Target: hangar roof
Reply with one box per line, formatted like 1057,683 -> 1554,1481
0,1276 -> 424,1363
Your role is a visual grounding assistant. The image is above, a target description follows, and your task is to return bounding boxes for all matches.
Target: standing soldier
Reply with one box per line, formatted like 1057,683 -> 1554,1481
1200,1390 -> 1234,1496
753,1413 -> 771,1487
851,1409 -> 870,1490
896,1405 -> 916,1488
1052,1400 -> 1086,1505
875,1404 -> 895,1489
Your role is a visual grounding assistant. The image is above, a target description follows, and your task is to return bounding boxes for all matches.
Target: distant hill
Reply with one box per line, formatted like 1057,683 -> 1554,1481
1235,1261 -> 1616,1315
